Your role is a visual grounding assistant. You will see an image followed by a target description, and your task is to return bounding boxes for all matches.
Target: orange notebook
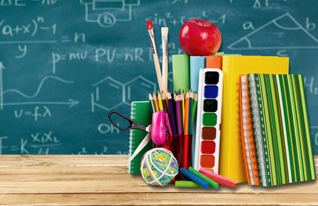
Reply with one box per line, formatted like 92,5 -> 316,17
239,75 -> 260,186
206,55 -> 222,70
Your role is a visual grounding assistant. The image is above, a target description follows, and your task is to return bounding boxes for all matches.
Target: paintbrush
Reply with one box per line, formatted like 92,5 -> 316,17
161,27 -> 169,92
146,21 -> 164,92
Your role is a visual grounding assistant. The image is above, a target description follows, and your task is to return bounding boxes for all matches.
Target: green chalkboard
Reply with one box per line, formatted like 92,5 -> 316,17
0,0 -> 318,154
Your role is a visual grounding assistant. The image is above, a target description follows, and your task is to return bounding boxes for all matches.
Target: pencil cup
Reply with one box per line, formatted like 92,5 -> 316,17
160,135 -> 192,172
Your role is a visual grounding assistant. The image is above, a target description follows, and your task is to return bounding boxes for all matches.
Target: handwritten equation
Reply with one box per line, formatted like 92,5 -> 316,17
0,0 -> 318,155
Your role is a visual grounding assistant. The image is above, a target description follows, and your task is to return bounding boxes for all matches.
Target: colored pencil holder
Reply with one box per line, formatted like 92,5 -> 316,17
161,135 -> 192,174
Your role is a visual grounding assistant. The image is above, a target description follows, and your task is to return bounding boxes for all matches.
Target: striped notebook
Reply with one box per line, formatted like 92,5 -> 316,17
248,74 -> 316,186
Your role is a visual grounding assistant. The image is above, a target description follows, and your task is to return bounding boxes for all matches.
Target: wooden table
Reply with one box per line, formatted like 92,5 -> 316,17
0,155 -> 317,205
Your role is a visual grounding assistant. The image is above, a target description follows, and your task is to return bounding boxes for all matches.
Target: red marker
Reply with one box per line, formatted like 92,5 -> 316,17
199,168 -> 236,188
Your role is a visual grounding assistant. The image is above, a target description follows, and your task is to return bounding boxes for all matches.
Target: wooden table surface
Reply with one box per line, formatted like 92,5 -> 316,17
0,155 -> 317,206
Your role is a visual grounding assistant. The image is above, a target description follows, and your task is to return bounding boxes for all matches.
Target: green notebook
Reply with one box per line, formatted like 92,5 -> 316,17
129,101 -> 152,174
172,54 -> 190,92
248,74 -> 316,186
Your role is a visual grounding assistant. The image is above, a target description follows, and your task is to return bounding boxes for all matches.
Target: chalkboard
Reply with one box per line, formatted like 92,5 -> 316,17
0,0 -> 318,155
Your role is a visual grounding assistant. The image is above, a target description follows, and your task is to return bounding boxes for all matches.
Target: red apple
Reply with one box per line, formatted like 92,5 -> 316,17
179,19 -> 222,56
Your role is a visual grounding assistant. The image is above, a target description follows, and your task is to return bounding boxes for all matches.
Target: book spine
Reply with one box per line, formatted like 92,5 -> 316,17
128,102 -> 136,174
238,75 -> 260,186
248,74 -> 271,186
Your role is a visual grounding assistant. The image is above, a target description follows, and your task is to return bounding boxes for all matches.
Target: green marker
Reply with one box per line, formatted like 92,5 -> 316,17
188,167 -> 219,189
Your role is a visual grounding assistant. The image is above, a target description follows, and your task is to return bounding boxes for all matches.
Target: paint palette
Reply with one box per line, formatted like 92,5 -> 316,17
194,69 -> 223,173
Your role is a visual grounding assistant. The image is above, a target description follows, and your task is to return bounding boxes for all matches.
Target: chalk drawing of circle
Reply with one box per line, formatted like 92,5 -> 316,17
98,12 -> 116,28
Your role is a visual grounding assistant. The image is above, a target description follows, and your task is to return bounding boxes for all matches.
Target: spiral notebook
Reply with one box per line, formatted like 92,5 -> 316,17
129,101 -> 153,174
247,74 -> 316,186
239,75 -> 261,186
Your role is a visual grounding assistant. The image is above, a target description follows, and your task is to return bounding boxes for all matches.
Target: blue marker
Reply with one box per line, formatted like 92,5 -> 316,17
180,167 -> 209,189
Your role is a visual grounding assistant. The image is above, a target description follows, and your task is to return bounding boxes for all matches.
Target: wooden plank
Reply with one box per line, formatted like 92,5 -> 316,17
0,193 -> 318,205
0,155 -> 128,167
0,155 -> 316,205
0,156 -> 316,194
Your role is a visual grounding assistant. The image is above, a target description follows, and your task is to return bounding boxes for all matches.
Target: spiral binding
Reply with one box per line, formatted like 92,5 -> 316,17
128,103 -> 136,174
238,75 -> 260,186
248,74 -> 270,186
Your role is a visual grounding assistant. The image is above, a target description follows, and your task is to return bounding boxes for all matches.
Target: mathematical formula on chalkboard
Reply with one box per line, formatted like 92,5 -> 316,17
0,0 -> 317,155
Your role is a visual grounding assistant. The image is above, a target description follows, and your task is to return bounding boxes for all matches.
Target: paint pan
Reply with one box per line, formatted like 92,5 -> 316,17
194,69 -> 223,173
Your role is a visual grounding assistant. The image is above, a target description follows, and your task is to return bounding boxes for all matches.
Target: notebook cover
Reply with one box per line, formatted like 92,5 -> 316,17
190,56 -> 206,92
173,54 -> 190,92
206,56 -> 222,70
239,75 -> 260,186
129,101 -> 153,174
256,74 -> 316,185
190,56 -> 206,165
220,56 -> 289,183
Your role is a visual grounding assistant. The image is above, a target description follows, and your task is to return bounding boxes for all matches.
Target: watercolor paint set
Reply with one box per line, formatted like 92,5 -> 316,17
194,69 -> 223,173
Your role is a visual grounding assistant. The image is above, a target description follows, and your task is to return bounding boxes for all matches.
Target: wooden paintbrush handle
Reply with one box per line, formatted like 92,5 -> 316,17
153,54 -> 164,92
162,55 -> 168,91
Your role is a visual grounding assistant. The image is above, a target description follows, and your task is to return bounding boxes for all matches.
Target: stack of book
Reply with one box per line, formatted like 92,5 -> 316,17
239,73 -> 316,186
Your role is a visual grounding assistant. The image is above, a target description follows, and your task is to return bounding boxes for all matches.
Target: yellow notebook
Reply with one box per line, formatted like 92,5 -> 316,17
220,56 -> 289,183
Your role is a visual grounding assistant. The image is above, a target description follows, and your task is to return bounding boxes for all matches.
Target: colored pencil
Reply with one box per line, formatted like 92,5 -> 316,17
175,95 -> 182,135
167,93 -> 177,135
188,91 -> 193,135
179,93 -> 184,134
149,93 -> 156,113
182,91 -> 185,127
190,92 -> 198,134
165,91 -> 170,113
153,92 -> 159,112
184,91 -> 189,135
161,92 -> 168,113
158,92 -> 164,111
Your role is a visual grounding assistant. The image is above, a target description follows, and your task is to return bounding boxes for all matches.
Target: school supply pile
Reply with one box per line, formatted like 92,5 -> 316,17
107,19 -> 316,189
239,74 -> 316,186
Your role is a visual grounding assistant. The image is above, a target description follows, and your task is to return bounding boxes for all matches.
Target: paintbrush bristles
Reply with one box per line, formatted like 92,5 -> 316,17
161,27 -> 168,36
